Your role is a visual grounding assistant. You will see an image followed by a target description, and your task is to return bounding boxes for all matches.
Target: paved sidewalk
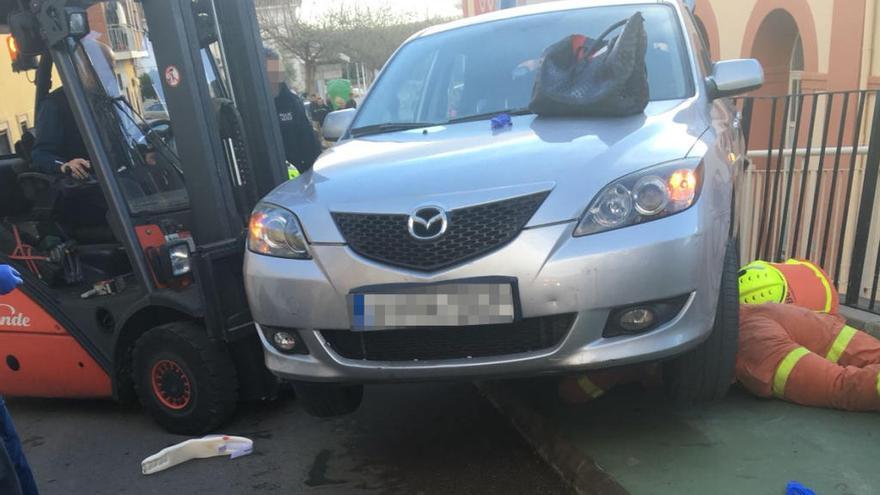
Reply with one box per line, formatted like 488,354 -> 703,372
9,383 -> 571,495
482,379 -> 878,495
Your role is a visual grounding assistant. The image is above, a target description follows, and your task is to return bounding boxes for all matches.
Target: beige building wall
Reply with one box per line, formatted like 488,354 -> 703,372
0,34 -> 37,154
704,0 -> 832,73
697,0 -> 875,93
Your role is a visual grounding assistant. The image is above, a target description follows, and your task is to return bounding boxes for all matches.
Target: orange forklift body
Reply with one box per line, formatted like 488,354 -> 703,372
0,290 -> 111,398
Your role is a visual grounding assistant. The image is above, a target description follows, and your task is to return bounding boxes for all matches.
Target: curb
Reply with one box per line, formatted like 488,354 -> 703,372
477,381 -> 628,495
479,307 -> 879,495
840,306 -> 880,338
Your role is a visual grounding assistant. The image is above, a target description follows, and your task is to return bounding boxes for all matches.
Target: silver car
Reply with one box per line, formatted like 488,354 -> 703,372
244,0 -> 764,416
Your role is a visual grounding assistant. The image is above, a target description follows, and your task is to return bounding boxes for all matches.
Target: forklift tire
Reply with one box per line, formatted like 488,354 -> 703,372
292,382 -> 363,418
132,322 -> 239,435
663,239 -> 740,404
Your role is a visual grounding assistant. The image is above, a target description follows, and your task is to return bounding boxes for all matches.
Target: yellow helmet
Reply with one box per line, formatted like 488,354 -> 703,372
738,260 -> 788,305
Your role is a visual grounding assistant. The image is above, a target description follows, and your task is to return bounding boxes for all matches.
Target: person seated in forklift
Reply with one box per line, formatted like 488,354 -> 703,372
2,35 -> 182,285
30,86 -> 108,238
1,0 -> 289,434
31,88 -> 91,180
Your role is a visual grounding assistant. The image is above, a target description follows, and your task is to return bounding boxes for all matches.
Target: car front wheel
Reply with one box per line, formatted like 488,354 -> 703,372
663,239 -> 739,404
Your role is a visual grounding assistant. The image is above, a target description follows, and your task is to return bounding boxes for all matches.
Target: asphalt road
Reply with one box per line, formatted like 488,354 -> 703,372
6,382 -> 573,495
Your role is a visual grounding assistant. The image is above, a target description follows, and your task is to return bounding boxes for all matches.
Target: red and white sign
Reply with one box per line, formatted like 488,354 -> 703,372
164,65 -> 181,88
0,303 -> 31,328
474,0 -> 497,15
464,0 -> 510,16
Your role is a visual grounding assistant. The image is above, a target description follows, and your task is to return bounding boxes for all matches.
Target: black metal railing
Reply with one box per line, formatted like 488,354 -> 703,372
737,90 -> 880,314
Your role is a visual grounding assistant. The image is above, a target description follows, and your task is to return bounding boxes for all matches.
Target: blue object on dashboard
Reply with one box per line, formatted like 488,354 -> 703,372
491,113 -> 512,130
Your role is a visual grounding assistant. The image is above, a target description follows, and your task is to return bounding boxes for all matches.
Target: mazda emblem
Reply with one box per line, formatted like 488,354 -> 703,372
408,206 -> 448,240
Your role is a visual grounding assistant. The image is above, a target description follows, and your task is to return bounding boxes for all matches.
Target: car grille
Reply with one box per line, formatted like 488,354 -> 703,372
319,314 -> 574,362
331,191 -> 550,271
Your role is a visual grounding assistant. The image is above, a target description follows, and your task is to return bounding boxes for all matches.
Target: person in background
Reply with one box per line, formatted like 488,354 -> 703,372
326,79 -> 353,111
303,93 -> 314,120
308,94 -> 330,128
346,90 -> 358,110
264,47 -> 321,174
0,265 -> 39,495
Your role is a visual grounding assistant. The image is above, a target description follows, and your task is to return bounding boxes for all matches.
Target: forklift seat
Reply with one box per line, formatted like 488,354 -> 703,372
14,131 -> 36,163
0,159 -> 33,219
16,172 -> 59,221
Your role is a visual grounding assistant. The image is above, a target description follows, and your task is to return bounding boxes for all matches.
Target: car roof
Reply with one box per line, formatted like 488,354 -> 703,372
416,0 -> 677,39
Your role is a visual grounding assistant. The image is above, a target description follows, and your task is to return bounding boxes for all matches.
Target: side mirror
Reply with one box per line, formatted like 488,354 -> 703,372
707,59 -> 764,100
322,108 -> 356,142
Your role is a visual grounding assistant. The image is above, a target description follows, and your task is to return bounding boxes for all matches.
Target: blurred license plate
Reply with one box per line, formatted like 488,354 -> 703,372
349,282 -> 516,331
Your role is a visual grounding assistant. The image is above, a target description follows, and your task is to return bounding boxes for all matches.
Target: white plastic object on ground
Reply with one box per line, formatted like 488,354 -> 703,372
141,435 -> 254,475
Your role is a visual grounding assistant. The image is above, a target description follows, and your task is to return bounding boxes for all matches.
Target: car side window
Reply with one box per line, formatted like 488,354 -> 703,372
684,10 -> 714,77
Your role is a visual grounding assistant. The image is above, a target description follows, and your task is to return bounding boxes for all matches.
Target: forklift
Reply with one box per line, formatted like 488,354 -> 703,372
0,0 -> 291,434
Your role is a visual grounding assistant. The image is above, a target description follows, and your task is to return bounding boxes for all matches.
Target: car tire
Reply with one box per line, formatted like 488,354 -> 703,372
663,239 -> 739,404
292,382 -> 363,418
132,322 -> 238,434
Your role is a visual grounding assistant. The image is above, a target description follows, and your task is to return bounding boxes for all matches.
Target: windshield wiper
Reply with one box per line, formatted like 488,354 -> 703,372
350,122 -> 438,138
446,108 -> 533,124
351,108 -> 533,137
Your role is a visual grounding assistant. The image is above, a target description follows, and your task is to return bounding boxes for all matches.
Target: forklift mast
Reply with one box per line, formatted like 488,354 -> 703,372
139,0 -> 289,242
13,0 -> 287,339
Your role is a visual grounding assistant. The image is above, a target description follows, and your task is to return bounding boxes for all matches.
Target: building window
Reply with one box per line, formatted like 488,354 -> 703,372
105,1 -> 121,24
17,115 -> 29,136
0,128 -> 11,156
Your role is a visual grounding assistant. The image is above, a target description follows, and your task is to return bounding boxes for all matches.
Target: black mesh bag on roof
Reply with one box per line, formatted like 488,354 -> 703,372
528,13 -> 649,117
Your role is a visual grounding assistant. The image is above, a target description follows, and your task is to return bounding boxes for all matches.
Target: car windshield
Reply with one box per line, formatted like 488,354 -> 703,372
353,4 -> 693,134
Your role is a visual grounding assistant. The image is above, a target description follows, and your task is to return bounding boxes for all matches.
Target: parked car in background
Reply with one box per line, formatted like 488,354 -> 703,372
244,0 -> 763,417
142,99 -> 168,122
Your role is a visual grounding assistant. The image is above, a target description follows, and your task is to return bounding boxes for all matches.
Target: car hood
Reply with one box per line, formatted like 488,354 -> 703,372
265,99 -> 709,243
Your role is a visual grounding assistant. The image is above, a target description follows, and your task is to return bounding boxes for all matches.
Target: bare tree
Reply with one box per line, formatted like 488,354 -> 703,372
330,4 -> 447,74
257,0 -> 345,93
258,0 -> 453,93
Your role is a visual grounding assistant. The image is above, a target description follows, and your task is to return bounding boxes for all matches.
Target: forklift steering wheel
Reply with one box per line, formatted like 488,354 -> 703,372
147,119 -> 173,140
60,173 -> 99,190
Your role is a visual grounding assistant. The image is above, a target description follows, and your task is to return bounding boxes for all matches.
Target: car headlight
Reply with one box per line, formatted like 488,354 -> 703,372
248,203 -> 311,259
574,160 -> 703,237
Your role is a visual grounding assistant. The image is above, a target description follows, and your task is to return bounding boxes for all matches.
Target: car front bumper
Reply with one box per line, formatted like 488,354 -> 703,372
244,203 -> 728,383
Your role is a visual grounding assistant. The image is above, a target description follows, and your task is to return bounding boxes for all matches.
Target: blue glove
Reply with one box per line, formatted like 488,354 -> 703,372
787,481 -> 817,495
0,265 -> 23,295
